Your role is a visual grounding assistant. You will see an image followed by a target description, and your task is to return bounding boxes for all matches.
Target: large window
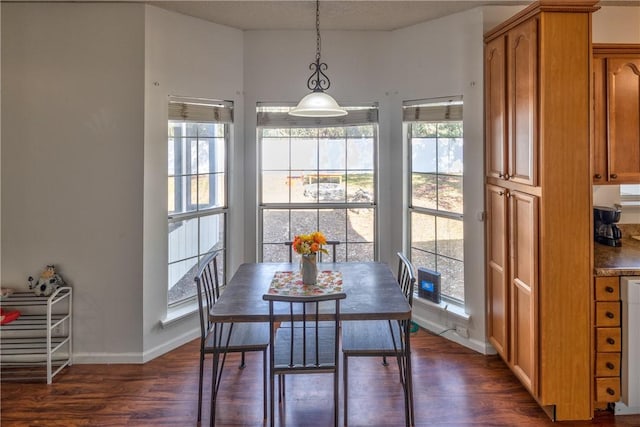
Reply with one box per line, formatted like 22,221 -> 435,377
258,105 -> 378,262
167,99 -> 231,306
404,97 -> 464,303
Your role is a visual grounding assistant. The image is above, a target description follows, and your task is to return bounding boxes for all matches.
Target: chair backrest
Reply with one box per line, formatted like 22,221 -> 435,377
263,292 -> 346,370
194,251 -> 223,342
284,240 -> 340,263
396,252 -> 416,307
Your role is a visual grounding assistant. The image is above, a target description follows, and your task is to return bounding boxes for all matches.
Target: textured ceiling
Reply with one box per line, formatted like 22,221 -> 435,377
149,0 -> 640,31
150,1 -> 529,31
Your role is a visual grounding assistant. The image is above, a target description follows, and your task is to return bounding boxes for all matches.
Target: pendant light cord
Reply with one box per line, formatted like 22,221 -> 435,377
315,0 -> 322,61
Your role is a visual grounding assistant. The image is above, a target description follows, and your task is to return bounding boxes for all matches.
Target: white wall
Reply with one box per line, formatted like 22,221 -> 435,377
142,6 -> 244,360
1,3 -> 145,359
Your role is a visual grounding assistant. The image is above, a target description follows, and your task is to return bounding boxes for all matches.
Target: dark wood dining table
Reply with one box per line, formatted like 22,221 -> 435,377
209,261 -> 414,425
210,262 -> 411,321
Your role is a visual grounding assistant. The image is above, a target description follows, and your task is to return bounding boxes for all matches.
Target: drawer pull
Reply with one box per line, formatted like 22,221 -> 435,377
606,362 -> 615,370
607,337 -> 616,345
606,311 -> 615,319
605,286 -> 614,293
607,387 -> 616,396
611,174 -> 618,179
594,173 -> 602,179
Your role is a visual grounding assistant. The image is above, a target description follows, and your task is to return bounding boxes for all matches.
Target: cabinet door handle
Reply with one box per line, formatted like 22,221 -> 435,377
605,286 -> 614,293
607,337 -> 616,345
498,173 -> 505,178
607,388 -> 616,396
498,191 -> 505,196
504,173 -> 510,180
606,311 -> 615,319
610,173 -> 618,179
594,173 -> 602,179
606,362 -> 615,370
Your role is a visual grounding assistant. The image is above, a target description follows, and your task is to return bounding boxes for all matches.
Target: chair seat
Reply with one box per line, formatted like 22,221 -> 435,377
204,322 -> 269,353
341,320 -> 403,356
273,326 -> 337,370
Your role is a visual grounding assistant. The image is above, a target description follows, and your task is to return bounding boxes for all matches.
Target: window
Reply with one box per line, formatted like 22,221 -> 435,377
167,99 -> 231,306
621,184 -> 640,205
257,105 -> 378,262
404,97 -> 464,303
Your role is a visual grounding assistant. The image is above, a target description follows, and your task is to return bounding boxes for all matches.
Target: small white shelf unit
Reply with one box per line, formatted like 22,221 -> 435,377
0,287 -> 73,384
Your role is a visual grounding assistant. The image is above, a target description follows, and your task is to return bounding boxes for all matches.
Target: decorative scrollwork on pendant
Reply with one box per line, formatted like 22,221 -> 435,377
306,57 -> 331,92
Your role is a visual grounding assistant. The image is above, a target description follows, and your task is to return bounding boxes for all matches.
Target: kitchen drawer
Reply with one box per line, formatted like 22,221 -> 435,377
595,352 -> 621,376
596,327 -> 622,352
595,377 -> 620,402
595,301 -> 621,327
595,277 -> 620,301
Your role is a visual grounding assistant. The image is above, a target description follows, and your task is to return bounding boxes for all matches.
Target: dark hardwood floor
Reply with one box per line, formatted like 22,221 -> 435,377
2,328 -> 639,426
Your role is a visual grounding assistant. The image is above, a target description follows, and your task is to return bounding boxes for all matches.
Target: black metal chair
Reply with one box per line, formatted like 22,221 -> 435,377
341,252 -> 416,426
284,240 -> 340,262
263,291 -> 347,427
195,251 -> 269,426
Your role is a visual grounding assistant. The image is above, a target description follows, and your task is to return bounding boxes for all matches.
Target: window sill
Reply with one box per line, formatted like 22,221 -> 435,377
160,300 -> 199,328
413,296 -> 470,323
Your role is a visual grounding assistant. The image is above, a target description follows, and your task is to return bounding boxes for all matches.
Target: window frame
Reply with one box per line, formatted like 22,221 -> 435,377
404,97 -> 465,305
167,98 -> 231,308
256,104 -> 379,263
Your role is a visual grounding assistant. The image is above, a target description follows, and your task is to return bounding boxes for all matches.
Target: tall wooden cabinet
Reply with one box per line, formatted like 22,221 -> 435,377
484,1 -> 597,421
593,44 -> 640,184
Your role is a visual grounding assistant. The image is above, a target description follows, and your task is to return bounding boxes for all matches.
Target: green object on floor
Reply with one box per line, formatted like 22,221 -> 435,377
410,321 -> 419,333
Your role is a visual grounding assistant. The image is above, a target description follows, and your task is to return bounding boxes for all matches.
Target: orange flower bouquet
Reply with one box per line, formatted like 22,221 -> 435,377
292,231 -> 328,285
292,231 -> 329,256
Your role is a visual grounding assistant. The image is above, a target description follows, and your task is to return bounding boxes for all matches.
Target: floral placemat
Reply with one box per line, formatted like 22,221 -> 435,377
267,271 -> 343,297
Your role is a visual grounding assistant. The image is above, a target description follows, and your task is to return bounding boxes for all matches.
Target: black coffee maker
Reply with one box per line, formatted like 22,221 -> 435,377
594,206 -> 622,247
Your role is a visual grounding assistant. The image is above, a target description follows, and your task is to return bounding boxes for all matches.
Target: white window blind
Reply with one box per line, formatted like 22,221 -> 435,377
403,96 -> 463,122
168,98 -> 233,123
257,104 -> 378,128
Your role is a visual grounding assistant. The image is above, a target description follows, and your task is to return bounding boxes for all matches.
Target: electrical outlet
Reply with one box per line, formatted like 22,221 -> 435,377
455,325 -> 469,338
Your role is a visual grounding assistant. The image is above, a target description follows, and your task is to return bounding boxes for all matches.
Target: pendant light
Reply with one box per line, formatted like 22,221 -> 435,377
289,0 -> 347,117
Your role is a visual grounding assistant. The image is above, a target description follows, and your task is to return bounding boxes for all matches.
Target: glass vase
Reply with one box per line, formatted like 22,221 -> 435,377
300,253 -> 318,285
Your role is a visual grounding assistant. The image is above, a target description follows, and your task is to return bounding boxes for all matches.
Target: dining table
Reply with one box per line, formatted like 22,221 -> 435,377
208,261 -> 414,425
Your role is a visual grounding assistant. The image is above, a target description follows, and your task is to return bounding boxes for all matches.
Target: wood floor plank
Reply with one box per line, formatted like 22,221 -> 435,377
2,328 -> 639,426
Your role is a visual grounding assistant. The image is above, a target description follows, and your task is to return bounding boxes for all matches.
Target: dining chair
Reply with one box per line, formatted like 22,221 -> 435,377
341,251 -> 416,426
284,240 -> 340,262
263,291 -> 347,427
195,250 -> 269,426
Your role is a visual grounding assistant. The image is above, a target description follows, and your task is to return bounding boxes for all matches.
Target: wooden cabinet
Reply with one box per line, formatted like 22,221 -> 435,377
593,276 -> 622,406
486,184 -> 539,393
508,190 -> 538,393
486,184 -> 509,359
485,20 -> 537,186
593,45 -> 640,184
484,1 -> 595,421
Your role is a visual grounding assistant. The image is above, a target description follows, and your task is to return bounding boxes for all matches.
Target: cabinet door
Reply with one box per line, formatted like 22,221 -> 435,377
593,57 -> 608,183
509,190 -> 538,394
607,58 -> 640,183
486,36 -> 508,180
486,184 -> 509,358
508,19 -> 538,186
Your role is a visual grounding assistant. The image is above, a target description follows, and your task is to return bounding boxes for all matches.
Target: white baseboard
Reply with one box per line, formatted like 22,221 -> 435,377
72,328 -> 199,364
411,310 -> 494,355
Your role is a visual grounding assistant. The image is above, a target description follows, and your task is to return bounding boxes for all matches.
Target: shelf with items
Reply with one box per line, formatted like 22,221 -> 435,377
0,287 -> 73,384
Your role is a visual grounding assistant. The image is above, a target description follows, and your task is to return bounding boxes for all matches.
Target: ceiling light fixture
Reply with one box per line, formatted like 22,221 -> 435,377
289,0 -> 347,117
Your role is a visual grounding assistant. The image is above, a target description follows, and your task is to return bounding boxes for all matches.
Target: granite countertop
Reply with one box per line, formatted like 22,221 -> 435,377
594,224 -> 640,277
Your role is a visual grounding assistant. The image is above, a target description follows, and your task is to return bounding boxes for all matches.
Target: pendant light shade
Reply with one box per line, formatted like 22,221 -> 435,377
289,0 -> 347,118
290,91 -> 348,117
